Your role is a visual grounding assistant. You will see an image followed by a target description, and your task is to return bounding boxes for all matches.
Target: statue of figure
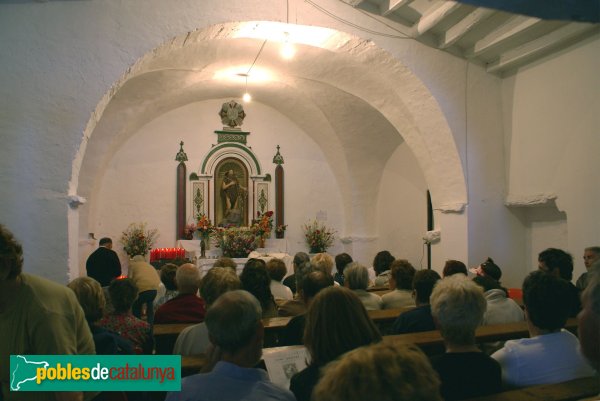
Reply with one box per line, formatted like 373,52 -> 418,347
221,169 -> 246,226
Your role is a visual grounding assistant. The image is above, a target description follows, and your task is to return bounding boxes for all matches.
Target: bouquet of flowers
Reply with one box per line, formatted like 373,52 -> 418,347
120,222 -> 159,257
215,227 -> 258,258
275,224 -> 287,235
183,223 -> 197,240
252,211 -> 273,239
196,214 -> 214,239
303,220 -> 335,253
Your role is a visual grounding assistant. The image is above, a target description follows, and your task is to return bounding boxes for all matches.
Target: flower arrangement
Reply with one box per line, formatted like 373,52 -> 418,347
183,223 -> 197,240
120,222 -> 159,258
275,224 -> 287,239
196,214 -> 214,239
215,227 -> 258,258
252,211 -> 274,239
303,220 -> 335,253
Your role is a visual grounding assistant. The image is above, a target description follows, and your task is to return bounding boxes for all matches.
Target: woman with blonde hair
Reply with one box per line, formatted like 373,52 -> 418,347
290,286 -> 381,401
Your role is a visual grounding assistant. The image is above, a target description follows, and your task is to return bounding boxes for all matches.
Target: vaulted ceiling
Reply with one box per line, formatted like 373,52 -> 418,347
341,0 -> 599,74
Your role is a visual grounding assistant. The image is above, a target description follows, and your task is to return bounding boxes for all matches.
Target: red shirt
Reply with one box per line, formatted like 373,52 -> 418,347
153,293 -> 206,324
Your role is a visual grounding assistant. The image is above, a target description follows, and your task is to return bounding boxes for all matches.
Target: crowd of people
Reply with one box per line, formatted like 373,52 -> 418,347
1,222 -> 599,401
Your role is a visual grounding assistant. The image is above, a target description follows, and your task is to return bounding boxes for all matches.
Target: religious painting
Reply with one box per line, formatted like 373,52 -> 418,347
215,158 -> 249,227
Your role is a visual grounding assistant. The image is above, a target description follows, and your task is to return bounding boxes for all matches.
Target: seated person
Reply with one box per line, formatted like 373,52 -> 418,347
344,262 -> 382,310
213,256 -> 237,271
430,275 -> 502,400
165,290 -> 296,401
392,269 -> 440,334
174,267 -> 241,356
442,259 -> 467,277
279,270 -> 334,346
538,247 -> 581,316
99,278 -> 152,354
382,259 -> 416,309
282,252 -> 310,295
492,271 -> 595,388
240,259 -> 278,318
267,258 -> 293,301
290,287 -> 382,401
68,276 -> 133,354
154,263 -> 206,324
279,253 -> 312,317
579,261 -> 600,371
473,275 -> 523,326
313,343 -> 443,401
311,253 -> 339,286
372,250 -> 395,287
333,253 -> 352,286
154,263 -> 179,309
577,247 -> 600,291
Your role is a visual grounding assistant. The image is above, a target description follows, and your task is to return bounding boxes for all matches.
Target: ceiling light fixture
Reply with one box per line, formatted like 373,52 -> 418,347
280,32 -> 295,60
240,39 -> 267,103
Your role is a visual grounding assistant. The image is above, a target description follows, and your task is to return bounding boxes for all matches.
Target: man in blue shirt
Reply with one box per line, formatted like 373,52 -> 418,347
166,290 -> 296,401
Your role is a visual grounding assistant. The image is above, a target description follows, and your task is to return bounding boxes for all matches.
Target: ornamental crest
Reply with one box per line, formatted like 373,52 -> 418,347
219,100 -> 246,129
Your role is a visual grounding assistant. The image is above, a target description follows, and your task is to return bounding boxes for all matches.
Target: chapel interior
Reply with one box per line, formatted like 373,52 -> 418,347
1,0 -> 598,288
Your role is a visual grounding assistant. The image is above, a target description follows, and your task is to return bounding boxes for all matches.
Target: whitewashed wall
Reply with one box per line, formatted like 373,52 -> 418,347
503,34 -> 600,284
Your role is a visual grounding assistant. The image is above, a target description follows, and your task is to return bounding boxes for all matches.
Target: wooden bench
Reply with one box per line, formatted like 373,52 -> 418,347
383,318 -> 578,354
181,354 -> 208,376
153,323 -> 197,354
464,375 -> 599,401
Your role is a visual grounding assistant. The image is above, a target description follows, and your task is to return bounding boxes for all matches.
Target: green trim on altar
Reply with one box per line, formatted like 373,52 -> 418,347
215,130 -> 250,145
201,142 -> 261,175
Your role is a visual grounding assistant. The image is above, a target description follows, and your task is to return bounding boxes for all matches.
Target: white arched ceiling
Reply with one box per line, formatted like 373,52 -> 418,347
72,21 -> 466,242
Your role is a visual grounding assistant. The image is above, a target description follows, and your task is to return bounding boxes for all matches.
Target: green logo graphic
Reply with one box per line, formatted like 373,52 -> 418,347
10,355 -> 181,392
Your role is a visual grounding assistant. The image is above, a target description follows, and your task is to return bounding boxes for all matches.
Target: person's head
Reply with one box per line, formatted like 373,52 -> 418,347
293,253 -> 313,295
373,250 -> 395,276
344,262 -> 370,291
99,237 -> 113,249
313,343 -> 442,401
579,263 -> 600,370
200,267 -> 241,307
472,275 -> 503,293
442,260 -> 467,277
293,252 -> 310,270
266,258 -> 287,282
538,248 -> 573,281
311,253 -> 334,276
213,257 -> 237,271
240,259 -> 274,310
205,290 -> 263,365
430,275 -> 486,346
523,270 -> 571,331
413,269 -> 441,305
160,263 -> 178,291
389,259 -> 416,290
175,263 -> 201,295
301,270 -> 334,304
0,224 -> 23,282
583,247 -> 600,270
108,277 -> 138,314
471,257 -> 502,281
304,286 -> 381,367
334,253 -> 353,276
67,277 -> 106,323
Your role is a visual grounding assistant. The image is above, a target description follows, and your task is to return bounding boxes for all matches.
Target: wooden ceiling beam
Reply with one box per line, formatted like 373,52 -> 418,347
440,8 -> 495,48
413,1 -> 462,37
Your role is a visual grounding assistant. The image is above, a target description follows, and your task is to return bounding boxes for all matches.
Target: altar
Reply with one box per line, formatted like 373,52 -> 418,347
176,238 -> 292,277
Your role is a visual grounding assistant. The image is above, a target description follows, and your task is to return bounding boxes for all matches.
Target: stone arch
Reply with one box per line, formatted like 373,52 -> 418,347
70,21 -> 467,275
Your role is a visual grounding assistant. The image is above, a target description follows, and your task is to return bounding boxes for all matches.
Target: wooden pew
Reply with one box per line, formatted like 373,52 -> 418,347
153,323 -> 196,354
463,375 -> 599,401
383,318 -> 578,354
181,354 -> 208,377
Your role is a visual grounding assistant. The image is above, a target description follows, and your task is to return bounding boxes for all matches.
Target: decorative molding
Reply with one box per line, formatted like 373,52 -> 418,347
436,202 -> 466,213
339,236 -> 378,244
272,145 -> 284,165
175,140 -> 188,163
192,182 -> 206,219
215,130 -> 250,145
505,193 -> 557,207
256,183 -> 269,215
200,142 -> 262,176
67,195 -> 87,209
